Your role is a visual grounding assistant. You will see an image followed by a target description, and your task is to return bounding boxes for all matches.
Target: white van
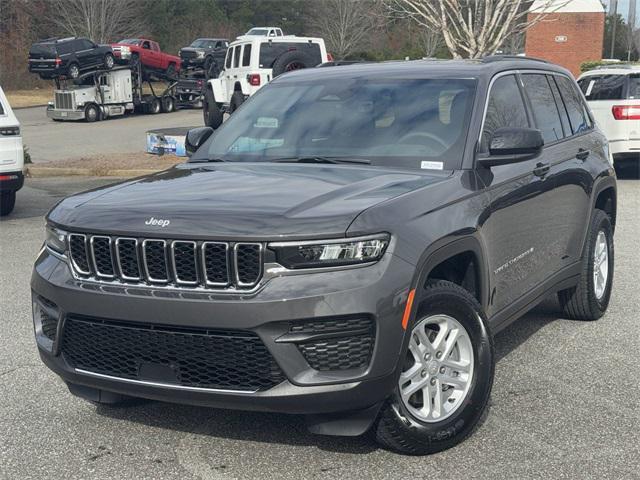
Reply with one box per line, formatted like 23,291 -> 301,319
203,36 -> 329,128
577,66 -> 640,166
0,87 -> 24,216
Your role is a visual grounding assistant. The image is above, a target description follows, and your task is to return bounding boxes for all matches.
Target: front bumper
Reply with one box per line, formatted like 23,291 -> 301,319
46,108 -> 85,121
32,246 -> 413,414
181,57 -> 206,67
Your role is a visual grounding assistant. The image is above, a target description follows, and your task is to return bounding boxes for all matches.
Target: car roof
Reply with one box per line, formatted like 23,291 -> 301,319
273,57 -> 572,83
579,65 -> 640,77
229,36 -> 324,47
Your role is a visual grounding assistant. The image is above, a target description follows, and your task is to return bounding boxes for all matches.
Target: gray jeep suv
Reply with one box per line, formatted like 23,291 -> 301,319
32,57 -> 617,454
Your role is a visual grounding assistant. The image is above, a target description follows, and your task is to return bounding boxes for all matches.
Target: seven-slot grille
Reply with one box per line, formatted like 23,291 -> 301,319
54,91 -> 75,110
67,233 -> 263,290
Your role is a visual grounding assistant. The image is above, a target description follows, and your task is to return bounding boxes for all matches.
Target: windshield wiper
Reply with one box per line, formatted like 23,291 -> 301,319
272,156 -> 371,165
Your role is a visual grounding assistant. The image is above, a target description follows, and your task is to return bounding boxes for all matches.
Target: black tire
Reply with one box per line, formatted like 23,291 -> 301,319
68,63 -> 80,79
271,50 -> 314,77
130,53 -> 140,68
558,209 -> 614,320
103,53 -> 115,69
0,191 -> 16,217
375,280 -> 494,455
203,56 -> 214,73
84,103 -> 100,122
228,90 -> 244,114
203,88 -> 223,129
166,63 -> 176,78
148,98 -> 162,114
161,95 -> 175,113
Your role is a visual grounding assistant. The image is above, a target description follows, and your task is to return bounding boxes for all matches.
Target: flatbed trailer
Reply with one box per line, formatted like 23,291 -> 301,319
46,63 -> 178,122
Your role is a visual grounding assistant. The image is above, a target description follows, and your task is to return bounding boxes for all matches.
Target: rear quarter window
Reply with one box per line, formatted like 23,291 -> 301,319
628,74 -> 640,99
259,42 -> 322,68
555,75 -> 592,134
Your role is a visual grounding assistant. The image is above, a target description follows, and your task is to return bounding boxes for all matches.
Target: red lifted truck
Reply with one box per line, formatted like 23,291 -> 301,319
111,38 -> 181,77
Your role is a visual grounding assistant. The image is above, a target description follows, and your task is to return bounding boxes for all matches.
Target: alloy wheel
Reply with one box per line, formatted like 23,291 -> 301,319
399,314 -> 474,423
593,230 -> 609,300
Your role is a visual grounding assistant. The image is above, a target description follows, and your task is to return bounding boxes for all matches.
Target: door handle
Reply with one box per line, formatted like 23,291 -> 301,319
533,162 -> 550,177
576,149 -> 590,161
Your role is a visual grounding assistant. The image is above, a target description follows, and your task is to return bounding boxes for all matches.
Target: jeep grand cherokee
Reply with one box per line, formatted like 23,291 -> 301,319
32,57 -> 617,454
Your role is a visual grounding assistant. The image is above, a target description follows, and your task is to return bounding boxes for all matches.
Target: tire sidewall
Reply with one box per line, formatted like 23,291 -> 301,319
203,89 -> 223,128
385,285 -> 494,451
229,91 -> 244,113
0,190 -> 16,216
68,63 -> 80,79
104,53 -> 114,69
587,211 -> 614,313
85,104 -> 99,122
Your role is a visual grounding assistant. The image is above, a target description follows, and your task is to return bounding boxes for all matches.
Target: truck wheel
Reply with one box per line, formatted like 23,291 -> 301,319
558,209 -> 614,320
68,63 -> 80,79
161,95 -> 175,113
0,191 -> 16,216
375,280 -> 494,455
203,88 -> 223,129
271,50 -> 314,78
148,98 -> 162,114
103,53 -> 115,69
84,104 -> 100,122
228,91 -> 244,113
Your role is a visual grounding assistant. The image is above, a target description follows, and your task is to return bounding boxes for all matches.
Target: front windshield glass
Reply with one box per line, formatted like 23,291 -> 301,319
190,39 -> 215,48
205,77 -> 476,169
247,29 -> 268,35
118,39 -> 141,45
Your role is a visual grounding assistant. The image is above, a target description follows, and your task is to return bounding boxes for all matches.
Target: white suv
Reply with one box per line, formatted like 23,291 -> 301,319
0,86 -> 24,216
578,66 -> 640,167
203,36 -> 329,129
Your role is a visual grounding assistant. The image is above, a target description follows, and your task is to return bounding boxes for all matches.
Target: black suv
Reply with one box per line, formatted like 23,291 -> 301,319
179,38 -> 229,72
32,57 -> 616,455
28,37 -> 114,80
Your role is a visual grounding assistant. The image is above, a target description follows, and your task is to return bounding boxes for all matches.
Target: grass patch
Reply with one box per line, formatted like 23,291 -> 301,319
5,88 -> 53,108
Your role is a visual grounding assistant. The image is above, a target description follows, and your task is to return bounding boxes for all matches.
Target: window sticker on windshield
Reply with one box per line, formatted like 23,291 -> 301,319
585,80 -> 595,97
421,161 -> 444,170
254,117 -> 278,128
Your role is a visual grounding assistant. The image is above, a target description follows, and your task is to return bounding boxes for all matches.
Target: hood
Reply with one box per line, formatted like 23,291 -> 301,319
48,163 -> 448,240
180,47 -> 205,53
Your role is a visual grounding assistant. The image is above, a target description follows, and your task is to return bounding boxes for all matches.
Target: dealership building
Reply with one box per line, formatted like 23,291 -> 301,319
525,0 -> 606,77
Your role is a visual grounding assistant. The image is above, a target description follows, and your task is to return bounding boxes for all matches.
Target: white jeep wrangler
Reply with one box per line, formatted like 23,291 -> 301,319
203,36 -> 329,129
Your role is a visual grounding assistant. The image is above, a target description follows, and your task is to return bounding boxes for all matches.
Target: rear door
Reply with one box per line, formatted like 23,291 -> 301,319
75,39 -> 96,69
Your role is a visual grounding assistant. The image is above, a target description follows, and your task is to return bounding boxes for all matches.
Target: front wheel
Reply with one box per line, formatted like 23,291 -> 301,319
203,88 -> 223,128
228,90 -> 244,114
375,280 -> 494,455
166,63 -> 176,78
103,53 -> 114,69
558,209 -> 614,320
84,103 -> 100,122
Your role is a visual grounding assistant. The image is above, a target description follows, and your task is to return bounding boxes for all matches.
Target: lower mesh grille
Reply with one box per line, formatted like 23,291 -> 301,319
61,316 -> 285,391
299,335 -> 374,371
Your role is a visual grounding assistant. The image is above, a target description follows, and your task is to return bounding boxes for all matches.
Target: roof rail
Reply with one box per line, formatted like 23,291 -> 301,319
482,55 -> 550,64
593,63 -> 638,70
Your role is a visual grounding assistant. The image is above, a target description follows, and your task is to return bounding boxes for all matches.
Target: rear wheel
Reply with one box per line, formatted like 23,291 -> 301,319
84,103 -> 100,122
161,95 -> 175,113
558,209 -> 614,320
375,280 -> 494,455
68,63 -> 80,79
103,53 -> 114,69
0,191 -> 16,216
228,90 -> 244,113
148,98 -> 162,114
203,88 -> 223,128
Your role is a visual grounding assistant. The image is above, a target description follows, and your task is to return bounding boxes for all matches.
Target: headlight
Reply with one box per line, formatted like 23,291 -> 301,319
121,46 -> 130,53
196,51 -> 205,58
45,225 -> 67,254
270,234 -> 389,269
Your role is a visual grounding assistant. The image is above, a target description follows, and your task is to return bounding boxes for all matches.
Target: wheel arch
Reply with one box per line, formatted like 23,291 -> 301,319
592,179 -> 617,231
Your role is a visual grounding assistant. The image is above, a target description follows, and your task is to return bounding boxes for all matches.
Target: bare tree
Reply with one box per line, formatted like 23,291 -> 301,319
307,0 -> 384,59
417,25 -> 443,57
387,0 -> 566,59
48,0 -> 146,43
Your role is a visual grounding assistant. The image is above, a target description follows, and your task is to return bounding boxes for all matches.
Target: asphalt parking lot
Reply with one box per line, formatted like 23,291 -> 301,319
1,175 -> 639,479
16,106 -> 202,163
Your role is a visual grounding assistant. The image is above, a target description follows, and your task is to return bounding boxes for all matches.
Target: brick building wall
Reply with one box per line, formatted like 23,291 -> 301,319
525,12 -> 605,77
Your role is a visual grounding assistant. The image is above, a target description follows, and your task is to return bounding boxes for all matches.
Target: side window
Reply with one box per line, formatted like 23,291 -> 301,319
80,39 -> 94,50
225,47 -> 232,69
522,74 -> 565,143
548,75 -> 572,137
555,76 -> 592,134
628,74 -> 640,99
233,45 -> 241,68
242,44 -> 252,67
481,74 -> 529,152
142,41 -> 151,50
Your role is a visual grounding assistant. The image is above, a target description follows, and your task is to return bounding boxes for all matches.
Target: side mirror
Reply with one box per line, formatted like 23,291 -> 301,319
185,127 -> 214,156
478,127 -> 544,167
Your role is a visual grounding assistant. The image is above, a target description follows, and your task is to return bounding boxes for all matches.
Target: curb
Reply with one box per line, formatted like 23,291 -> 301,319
27,166 -> 162,178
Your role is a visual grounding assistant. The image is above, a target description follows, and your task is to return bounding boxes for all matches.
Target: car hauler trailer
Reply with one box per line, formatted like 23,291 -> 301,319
46,64 -> 177,122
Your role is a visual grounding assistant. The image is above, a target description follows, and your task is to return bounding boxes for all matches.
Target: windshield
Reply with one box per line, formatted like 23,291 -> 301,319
204,78 -> 476,169
117,39 -> 141,45
190,39 -> 215,48
247,29 -> 268,35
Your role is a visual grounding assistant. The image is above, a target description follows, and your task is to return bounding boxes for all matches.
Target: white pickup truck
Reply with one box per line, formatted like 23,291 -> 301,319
203,36 -> 329,129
